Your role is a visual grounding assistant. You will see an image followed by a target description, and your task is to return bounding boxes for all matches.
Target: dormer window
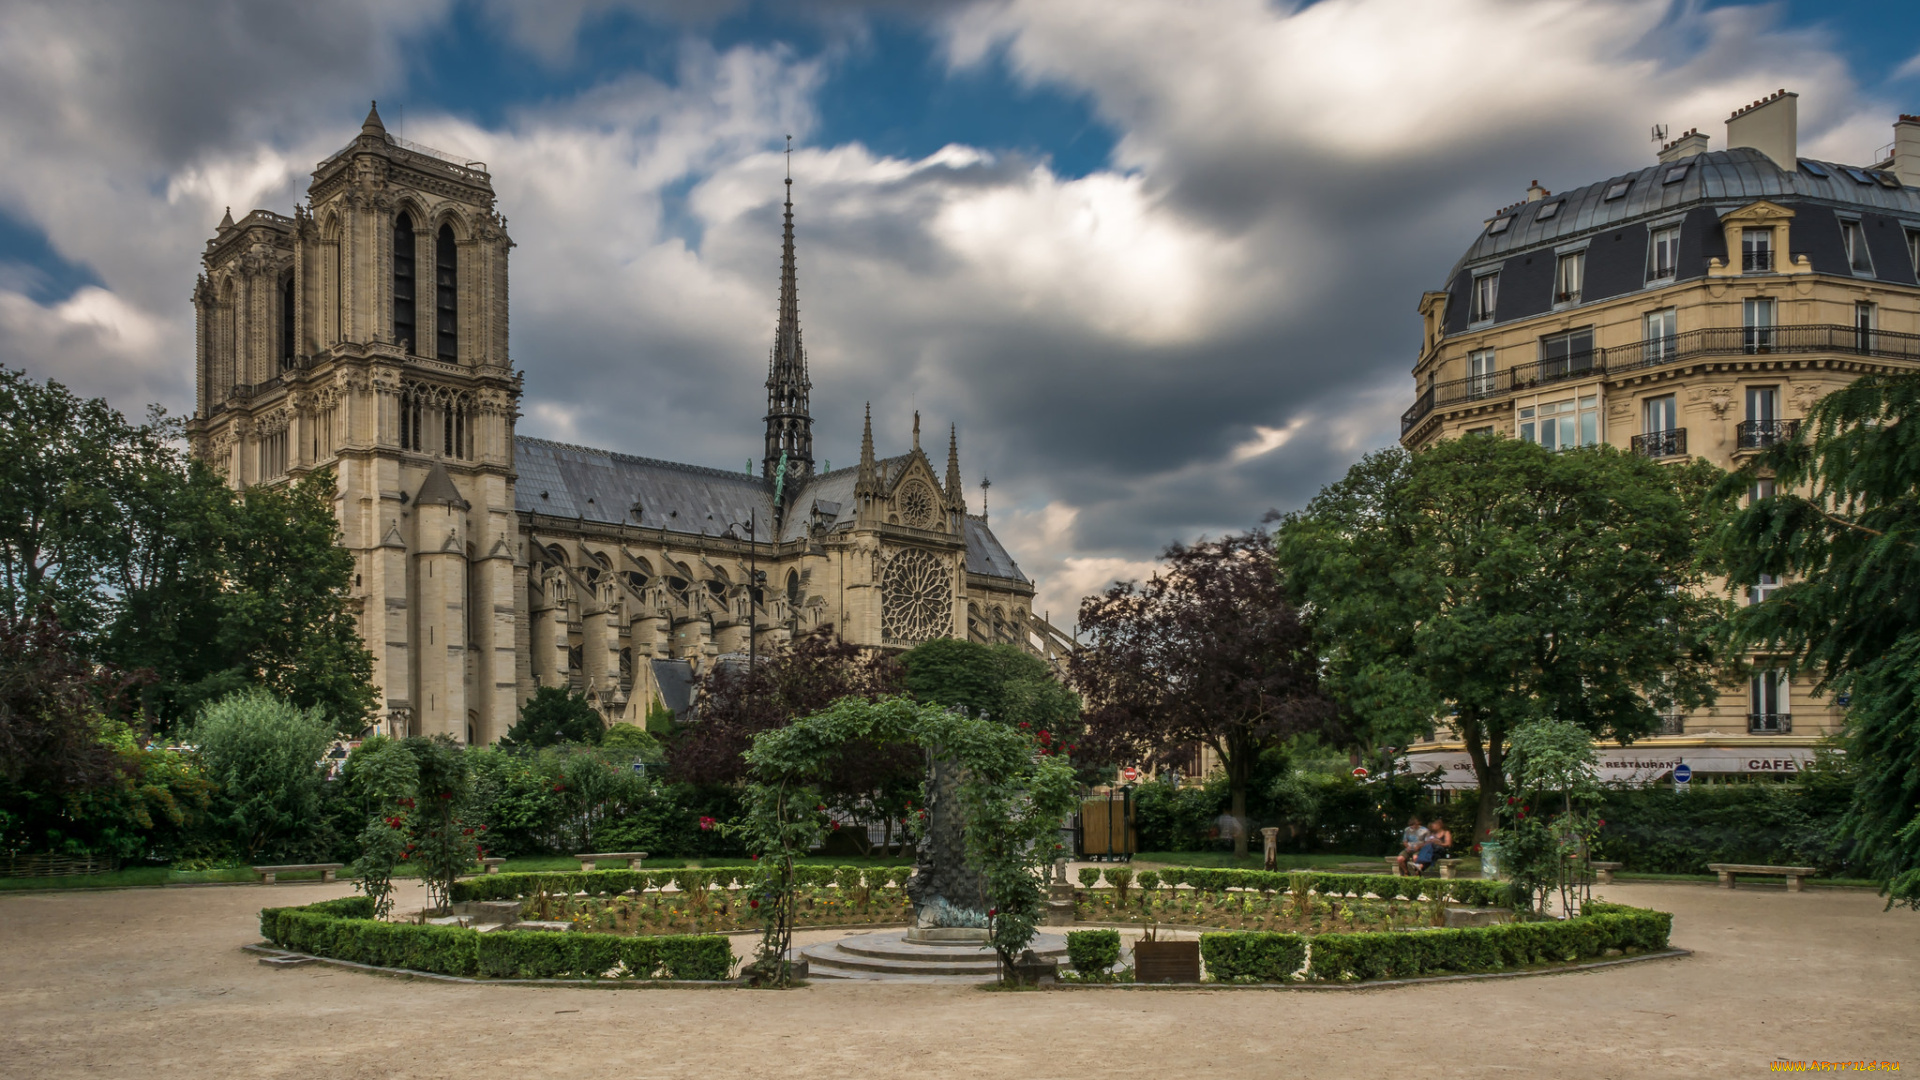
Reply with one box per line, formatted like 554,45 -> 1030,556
1842,219 -> 1873,273
1604,179 -> 1631,200
1536,201 -> 1562,221
1648,225 -> 1680,281
1471,272 -> 1499,322
1663,164 -> 1690,185
1554,251 -> 1583,304
1487,216 -> 1512,235
1798,160 -> 1829,178
1742,227 -> 1773,274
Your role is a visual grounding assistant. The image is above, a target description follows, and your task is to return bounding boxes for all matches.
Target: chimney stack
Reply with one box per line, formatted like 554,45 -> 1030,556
1526,180 -> 1550,202
1657,128 -> 1709,163
1892,115 -> 1920,188
1726,89 -> 1798,170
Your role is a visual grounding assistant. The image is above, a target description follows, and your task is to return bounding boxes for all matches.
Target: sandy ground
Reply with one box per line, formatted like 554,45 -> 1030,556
1,878 -> 1915,1079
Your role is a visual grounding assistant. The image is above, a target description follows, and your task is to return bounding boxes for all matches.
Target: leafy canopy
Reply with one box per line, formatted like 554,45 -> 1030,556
502,687 -> 605,748
1277,436 -> 1726,840
185,688 -> 333,860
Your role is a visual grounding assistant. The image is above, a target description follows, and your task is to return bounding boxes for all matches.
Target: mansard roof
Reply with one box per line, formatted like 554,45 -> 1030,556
512,435 -> 1027,583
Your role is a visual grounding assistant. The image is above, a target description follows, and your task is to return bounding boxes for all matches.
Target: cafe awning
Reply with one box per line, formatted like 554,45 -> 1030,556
1399,744 -> 1820,789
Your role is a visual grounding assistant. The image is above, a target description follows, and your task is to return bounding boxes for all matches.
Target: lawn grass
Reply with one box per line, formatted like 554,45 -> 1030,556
0,865 -> 177,892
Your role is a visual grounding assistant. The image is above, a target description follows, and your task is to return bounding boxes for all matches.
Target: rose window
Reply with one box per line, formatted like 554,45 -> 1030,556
881,547 -> 952,643
898,480 -> 938,529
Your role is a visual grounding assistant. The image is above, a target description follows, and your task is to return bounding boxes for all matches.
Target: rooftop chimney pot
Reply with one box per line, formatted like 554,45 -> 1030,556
1726,88 -> 1798,170
1892,114 -> 1920,188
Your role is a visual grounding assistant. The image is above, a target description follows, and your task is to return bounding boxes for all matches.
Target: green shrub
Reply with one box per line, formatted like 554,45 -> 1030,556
1076,867 -> 1101,889
1134,870 -> 1160,892
1300,904 -> 1671,982
1200,932 -> 1306,982
258,897 -> 732,980
1064,929 -> 1121,975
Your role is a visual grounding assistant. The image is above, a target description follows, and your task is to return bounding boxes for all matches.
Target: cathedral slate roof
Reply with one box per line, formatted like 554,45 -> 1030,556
513,436 -> 1028,583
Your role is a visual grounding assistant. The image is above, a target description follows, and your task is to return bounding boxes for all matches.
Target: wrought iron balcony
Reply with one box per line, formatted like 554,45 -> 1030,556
1743,250 -> 1774,273
1402,323 -> 1920,436
1748,712 -> 1792,734
1736,419 -> 1800,450
1658,715 -> 1686,735
1631,428 -> 1687,458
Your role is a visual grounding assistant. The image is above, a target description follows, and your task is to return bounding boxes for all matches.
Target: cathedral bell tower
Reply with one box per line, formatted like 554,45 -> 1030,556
186,102 -> 521,744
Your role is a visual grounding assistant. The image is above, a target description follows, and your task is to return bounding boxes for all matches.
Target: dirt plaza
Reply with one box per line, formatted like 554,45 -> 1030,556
1,879 -> 1913,1079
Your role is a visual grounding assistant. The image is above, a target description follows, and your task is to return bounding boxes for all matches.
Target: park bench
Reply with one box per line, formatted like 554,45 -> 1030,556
252,863 -> 344,884
479,858 -> 506,875
1384,855 -> 1457,879
1707,863 -> 1816,892
1589,861 -> 1623,885
573,851 -> 647,872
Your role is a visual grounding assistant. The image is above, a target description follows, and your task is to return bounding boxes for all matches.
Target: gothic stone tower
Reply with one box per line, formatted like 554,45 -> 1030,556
186,103 -> 521,744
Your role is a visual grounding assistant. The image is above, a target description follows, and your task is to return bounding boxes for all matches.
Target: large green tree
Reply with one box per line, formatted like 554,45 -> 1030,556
1277,435 -> 1726,843
1710,372 -> 1920,906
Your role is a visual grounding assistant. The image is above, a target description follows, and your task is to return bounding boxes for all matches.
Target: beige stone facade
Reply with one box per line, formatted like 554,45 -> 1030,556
1399,93 -> 1920,768
186,105 -> 1070,744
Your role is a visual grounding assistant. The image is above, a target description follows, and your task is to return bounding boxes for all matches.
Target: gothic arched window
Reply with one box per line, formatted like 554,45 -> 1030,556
279,274 -> 295,370
786,569 -> 800,605
393,213 -> 416,352
435,224 -> 457,362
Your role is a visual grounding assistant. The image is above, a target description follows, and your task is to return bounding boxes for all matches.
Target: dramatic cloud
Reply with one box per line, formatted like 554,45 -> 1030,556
0,0 -> 1904,625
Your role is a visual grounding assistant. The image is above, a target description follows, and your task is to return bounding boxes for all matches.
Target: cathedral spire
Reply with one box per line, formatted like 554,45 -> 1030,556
362,100 -> 386,137
856,402 -> 876,497
945,424 -> 966,514
763,159 -> 813,486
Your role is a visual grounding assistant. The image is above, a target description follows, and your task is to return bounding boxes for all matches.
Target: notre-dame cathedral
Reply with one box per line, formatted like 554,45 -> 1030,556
184,104 -> 1072,744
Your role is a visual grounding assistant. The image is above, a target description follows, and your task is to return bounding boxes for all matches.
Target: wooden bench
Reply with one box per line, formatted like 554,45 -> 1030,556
573,851 -> 647,872
480,858 -> 506,875
252,863 -> 345,885
1589,861 -> 1623,885
1707,863 -> 1816,892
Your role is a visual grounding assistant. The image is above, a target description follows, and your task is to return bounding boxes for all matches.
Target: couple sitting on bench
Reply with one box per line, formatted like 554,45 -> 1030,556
1395,816 -> 1452,876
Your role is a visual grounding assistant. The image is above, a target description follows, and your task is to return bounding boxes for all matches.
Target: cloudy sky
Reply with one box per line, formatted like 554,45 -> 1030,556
2,0 -> 1918,626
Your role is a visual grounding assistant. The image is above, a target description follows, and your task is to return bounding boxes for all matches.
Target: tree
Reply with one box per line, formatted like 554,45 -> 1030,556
502,687 -> 605,748
1073,530 -> 1336,858
185,688 -> 334,860
1277,435 -> 1726,844
1709,372 -> 1920,906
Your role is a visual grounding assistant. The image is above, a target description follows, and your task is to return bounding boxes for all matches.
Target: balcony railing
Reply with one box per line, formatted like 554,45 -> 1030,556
1748,712 -> 1792,734
1403,323 -> 1920,435
1631,428 -> 1687,458
1659,715 -> 1685,735
1743,250 -> 1773,273
1736,419 -> 1800,450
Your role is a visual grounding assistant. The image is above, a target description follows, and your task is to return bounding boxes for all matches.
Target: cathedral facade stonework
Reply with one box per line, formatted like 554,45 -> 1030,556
185,105 -> 1071,744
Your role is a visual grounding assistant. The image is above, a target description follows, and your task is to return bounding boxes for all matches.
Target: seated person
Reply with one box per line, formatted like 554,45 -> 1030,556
1394,816 -> 1429,875
1413,818 -> 1453,874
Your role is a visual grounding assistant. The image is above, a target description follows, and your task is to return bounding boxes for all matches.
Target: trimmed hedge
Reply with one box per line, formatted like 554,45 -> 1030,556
1064,929 -> 1121,975
1199,932 -> 1307,983
259,897 -> 733,981
1196,903 -> 1673,983
449,864 -> 910,904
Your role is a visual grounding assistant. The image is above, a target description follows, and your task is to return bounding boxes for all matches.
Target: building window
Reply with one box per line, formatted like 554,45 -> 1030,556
393,213 -> 416,353
1644,394 -> 1677,433
1747,385 -> 1778,425
1643,307 -> 1677,364
1554,251 -> 1583,304
1467,348 -> 1497,399
435,225 -> 457,362
1750,670 -> 1791,733
258,428 -> 289,480
1471,272 -> 1498,322
1743,297 -> 1775,353
1648,225 -> 1680,281
280,275 -> 296,370
1741,227 -> 1772,273
1841,219 -> 1873,273
1539,327 -> 1595,381
1908,229 -> 1920,282
1749,572 -> 1780,606
1519,395 -> 1597,450
1856,300 -> 1877,353
1604,179 -> 1631,200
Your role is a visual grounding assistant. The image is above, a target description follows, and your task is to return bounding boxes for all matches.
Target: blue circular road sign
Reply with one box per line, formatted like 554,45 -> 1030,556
1673,763 -> 1692,784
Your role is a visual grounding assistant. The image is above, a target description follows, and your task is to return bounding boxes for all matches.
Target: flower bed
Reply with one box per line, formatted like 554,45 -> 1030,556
450,866 -> 914,935
258,896 -> 733,981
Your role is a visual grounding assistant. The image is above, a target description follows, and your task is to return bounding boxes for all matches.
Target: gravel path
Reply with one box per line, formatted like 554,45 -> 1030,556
1,878 -> 1913,1078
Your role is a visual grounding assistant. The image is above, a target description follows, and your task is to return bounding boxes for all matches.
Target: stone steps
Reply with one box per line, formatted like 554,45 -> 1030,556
796,930 -> 1068,982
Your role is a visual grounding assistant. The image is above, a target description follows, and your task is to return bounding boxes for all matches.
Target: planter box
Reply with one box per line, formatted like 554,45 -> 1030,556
1133,940 -> 1201,983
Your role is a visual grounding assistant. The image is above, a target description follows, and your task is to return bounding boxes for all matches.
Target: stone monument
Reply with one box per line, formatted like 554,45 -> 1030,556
904,757 -> 988,936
